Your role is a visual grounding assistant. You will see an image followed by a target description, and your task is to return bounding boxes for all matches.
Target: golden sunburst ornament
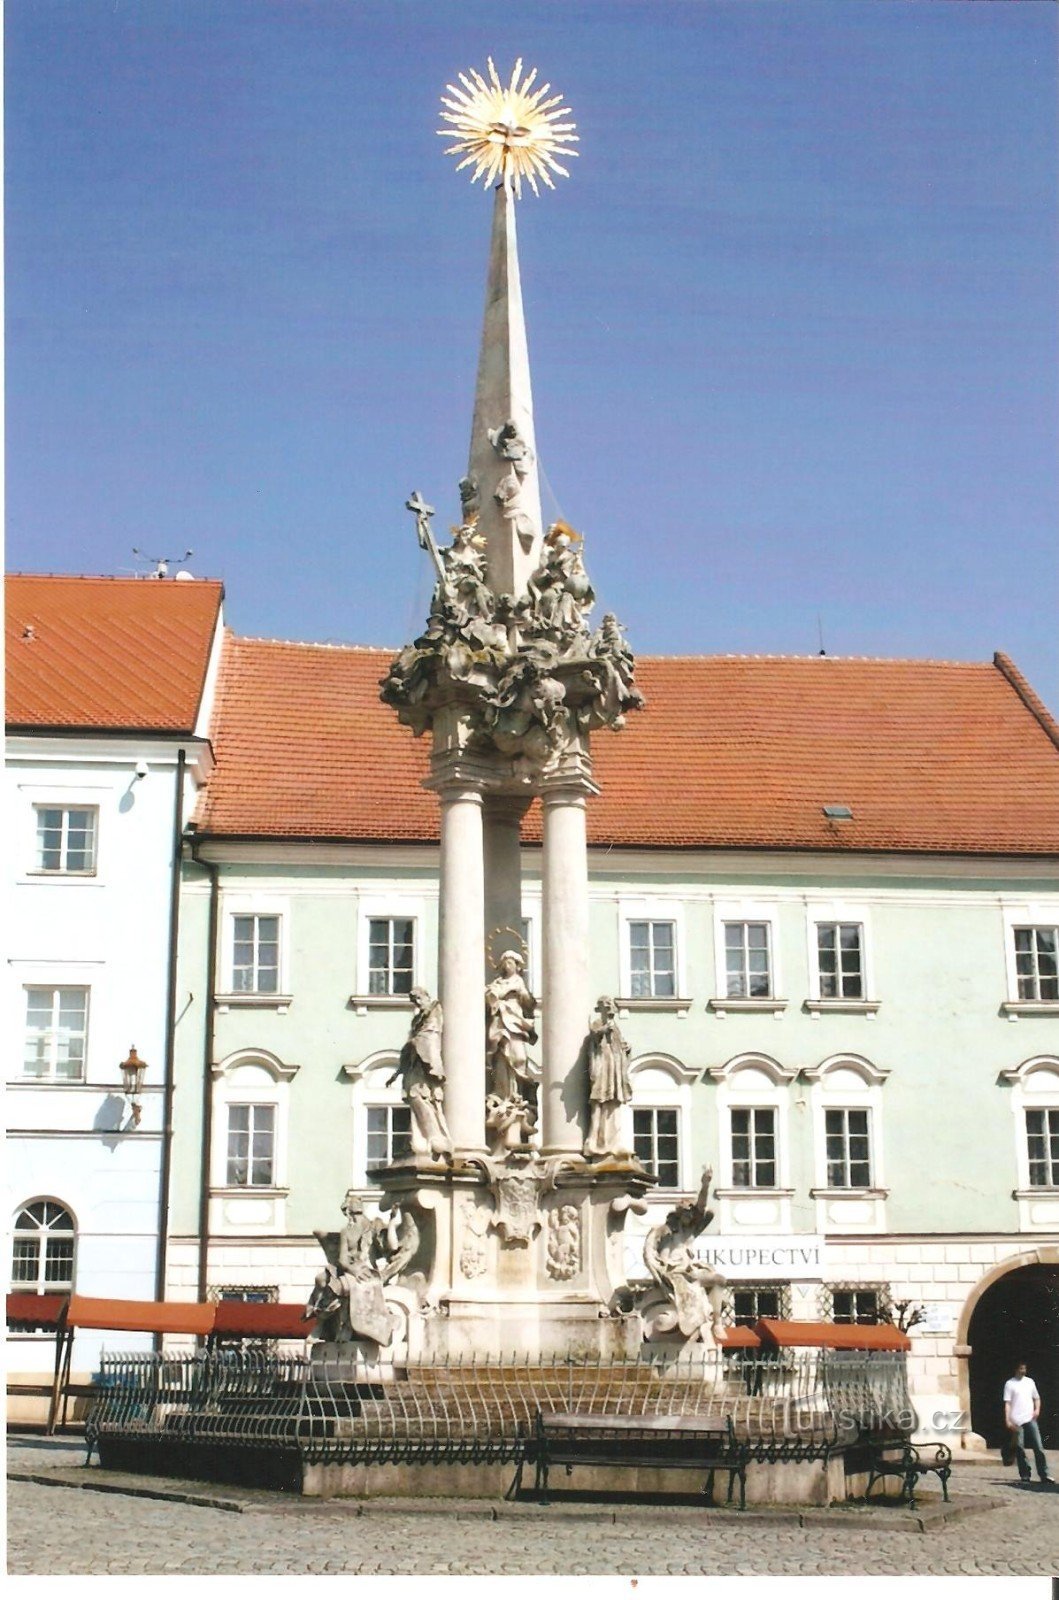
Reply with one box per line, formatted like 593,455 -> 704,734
438,58 -> 578,198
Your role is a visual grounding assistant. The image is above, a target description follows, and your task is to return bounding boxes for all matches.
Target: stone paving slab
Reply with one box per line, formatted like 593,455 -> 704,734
8,1436 -> 1058,1576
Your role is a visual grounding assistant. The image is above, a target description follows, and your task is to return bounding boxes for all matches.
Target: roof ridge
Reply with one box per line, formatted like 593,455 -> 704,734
227,637 -> 995,670
232,635 -> 396,653
8,572 -> 224,585
993,652 -> 1059,753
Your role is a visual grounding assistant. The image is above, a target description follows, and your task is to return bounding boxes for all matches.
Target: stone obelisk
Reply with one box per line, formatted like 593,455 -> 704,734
379,59 -> 648,1356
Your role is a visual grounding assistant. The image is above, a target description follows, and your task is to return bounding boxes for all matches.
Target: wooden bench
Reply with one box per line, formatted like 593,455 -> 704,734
523,1411 -> 749,1509
863,1437 -> 952,1509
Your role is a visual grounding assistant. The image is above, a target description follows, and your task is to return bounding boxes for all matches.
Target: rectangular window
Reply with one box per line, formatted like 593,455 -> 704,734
366,1104 -> 413,1172
23,987 -> 89,1080
368,918 -> 415,996
226,1104 -> 276,1186
232,914 -> 281,993
632,1107 -> 680,1187
824,1107 -> 873,1188
816,923 -> 864,999
34,806 -> 97,874
731,1107 -> 777,1188
1026,1108 -> 1059,1187
730,1284 -> 788,1327
1014,927 -> 1059,1002
725,922 -> 771,999
831,1287 -> 883,1325
628,920 -> 676,999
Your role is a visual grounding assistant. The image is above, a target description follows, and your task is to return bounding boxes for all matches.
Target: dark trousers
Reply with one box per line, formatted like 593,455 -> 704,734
1013,1419 -> 1050,1481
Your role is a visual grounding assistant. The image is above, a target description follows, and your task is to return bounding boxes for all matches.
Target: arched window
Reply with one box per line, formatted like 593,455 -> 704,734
628,1054 -> 698,1193
343,1052 -> 413,1187
803,1053 -> 890,1234
709,1054 -> 798,1233
11,1200 -> 76,1294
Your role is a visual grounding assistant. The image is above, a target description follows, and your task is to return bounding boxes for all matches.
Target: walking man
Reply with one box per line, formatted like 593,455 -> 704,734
1003,1360 -> 1053,1485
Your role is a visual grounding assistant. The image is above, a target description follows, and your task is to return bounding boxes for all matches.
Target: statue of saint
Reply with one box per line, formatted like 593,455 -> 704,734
583,995 -> 633,1159
387,987 -> 453,1161
303,1190 -> 397,1346
484,950 -> 538,1103
643,1168 -> 726,1345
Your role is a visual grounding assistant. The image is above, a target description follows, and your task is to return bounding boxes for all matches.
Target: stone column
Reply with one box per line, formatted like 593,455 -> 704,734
541,785 -> 591,1155
438,784 -> 486,1156
483,796 -> 528,974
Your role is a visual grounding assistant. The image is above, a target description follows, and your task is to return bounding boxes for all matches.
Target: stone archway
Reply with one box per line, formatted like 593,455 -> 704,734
961,1253 -> 1059,1447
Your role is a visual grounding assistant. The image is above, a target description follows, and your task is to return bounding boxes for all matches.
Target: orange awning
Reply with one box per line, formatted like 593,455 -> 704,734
6,1292 -> 69,1328
212,1300 -> 315,1339
717,1325 -> 762,1349
755,1318 -> 911,1351
65,1295 -> 216,1335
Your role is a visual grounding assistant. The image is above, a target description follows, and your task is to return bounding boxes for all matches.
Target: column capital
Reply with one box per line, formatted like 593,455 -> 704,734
426,777 -> 487,808
539,776 -> 599,806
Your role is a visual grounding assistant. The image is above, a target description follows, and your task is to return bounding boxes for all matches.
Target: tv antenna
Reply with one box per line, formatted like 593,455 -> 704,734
132,548 -> 194,579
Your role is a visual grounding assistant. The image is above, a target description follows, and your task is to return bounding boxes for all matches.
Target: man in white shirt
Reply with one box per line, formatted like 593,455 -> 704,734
1003,1361 -> 1053,1485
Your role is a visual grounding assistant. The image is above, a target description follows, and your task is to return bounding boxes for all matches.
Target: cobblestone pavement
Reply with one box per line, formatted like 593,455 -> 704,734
7,1437 -> 1058,1575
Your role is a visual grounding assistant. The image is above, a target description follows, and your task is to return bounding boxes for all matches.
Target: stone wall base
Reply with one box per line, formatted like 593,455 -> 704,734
301,1454 -> 845,1505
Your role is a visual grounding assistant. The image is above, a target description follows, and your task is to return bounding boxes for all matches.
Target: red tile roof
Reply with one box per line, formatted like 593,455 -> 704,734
196,638 -> 1059,855
6,575 -> 223,732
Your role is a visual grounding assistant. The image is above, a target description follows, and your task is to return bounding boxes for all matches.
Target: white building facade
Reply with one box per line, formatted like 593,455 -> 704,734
6,574 -> 224,1379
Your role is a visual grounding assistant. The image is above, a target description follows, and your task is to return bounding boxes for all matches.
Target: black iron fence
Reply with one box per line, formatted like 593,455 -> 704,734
86,1346 -> 914,1471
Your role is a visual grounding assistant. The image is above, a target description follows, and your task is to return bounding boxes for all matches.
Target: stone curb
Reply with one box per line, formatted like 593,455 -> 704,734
8,1465 -> 1005,1532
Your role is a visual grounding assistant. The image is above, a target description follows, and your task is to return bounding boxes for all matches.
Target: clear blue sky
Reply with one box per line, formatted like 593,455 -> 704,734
8,0 -> 1058,707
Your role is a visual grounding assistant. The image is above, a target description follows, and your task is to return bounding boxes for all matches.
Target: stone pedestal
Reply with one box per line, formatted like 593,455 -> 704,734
377,1156 -> 651,1360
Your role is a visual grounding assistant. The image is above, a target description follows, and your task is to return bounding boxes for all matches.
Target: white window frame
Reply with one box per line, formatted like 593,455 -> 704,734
804,1054 -> 889,1234
823,1105 -> 874,1189
710,1054 -> 797,1232
1001,904 -> 1059,1017
365,1101 -> 414,1175
209,1050 -> 299,1231
22,985 -> 90,1082
17,783 -> 109,888
32,804 -> 99,876
352,896 -> 425,1010
1013,926 -> 1059,1003
1025,1105 -> 1059,1189
709,901 -> 786,1015
729,1104 -> 780,1190
224,1102 -> 277,1188
632,1105 -> 682,1189
10,1199 -> 77,1296
344,1050 -> 420,1186
617,899 -> 689,1012
804,901 -> 879,1015
216,897 -> 290,1011
1001,1056 -> 1059,1232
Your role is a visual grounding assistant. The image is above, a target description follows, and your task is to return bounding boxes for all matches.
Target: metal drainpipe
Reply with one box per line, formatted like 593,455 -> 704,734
190,836 -> 220,1308
154,749 -> 186,1342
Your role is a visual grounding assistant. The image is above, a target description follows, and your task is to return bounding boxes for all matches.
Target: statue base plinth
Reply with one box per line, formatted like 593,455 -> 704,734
343,1153 -> 655,1362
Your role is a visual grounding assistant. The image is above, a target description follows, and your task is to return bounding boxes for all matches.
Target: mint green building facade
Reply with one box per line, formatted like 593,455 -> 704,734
167,834 -> 1059,1447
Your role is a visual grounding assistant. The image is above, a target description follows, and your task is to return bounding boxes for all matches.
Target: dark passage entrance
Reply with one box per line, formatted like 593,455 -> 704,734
967,1263 -> 1059,1447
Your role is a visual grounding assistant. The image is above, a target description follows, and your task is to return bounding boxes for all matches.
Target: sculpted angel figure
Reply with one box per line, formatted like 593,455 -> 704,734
643,1168 -> 726,1345
387,987 -> 453,1161
583,995 -> 633,1160
485,950 -> 539,1103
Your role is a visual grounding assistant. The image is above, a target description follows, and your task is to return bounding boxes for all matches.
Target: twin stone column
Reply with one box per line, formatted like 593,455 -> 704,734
436,779 -> 591,1159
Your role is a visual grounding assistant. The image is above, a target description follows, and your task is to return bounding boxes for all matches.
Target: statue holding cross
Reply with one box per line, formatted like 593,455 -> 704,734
405,490 -> 445,582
